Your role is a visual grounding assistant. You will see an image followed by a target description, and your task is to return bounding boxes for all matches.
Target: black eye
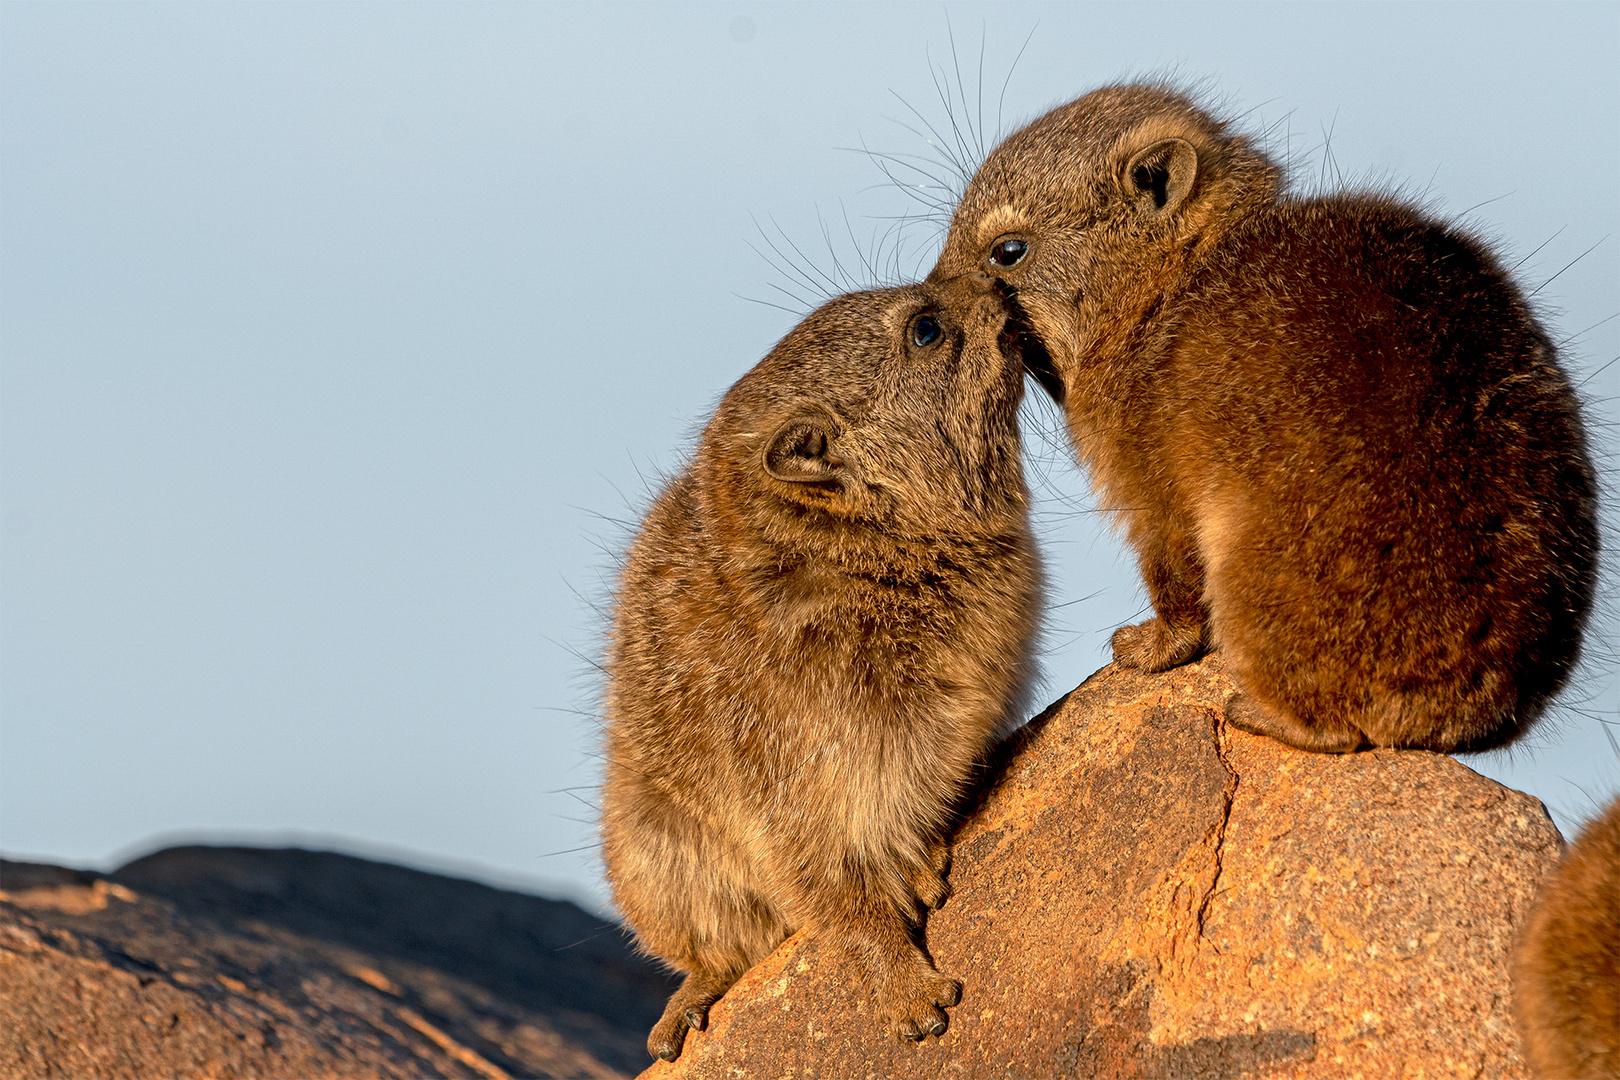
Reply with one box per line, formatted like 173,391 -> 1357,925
989,238 -> 1028,268
910,313 -> 942,348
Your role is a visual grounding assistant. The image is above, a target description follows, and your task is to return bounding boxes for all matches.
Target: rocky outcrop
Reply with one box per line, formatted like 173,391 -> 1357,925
0,847 -> 675,1079
649,659 -> 1564,1079
0,660 -> 1567,1079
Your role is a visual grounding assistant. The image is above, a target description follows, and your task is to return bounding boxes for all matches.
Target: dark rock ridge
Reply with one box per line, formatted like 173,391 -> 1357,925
0,845 -> 676,1079
648,659 -> 1563,1080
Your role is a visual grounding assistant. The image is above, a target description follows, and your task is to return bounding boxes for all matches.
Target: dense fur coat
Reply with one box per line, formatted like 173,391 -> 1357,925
601,273 -> 1041,1060
930,83 -> 1598,753
1514,794 -> 1620,1078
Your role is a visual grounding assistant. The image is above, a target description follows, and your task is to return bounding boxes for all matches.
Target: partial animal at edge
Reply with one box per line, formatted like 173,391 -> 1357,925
1514,793 -> 1620,1078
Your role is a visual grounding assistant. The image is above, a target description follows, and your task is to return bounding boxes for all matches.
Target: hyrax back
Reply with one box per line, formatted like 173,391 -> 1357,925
601,273 -> 1040,1061
1514,794 -> 1620,1078
931,83 -> 1598,754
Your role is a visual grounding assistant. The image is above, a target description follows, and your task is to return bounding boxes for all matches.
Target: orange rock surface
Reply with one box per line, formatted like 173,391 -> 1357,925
648,659 -> 1562,1079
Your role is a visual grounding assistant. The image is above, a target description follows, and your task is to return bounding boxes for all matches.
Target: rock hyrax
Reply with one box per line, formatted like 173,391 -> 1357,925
601,273 -> 1041,1061
1514,793 -> 1620,1078
930,82 -> 1598,753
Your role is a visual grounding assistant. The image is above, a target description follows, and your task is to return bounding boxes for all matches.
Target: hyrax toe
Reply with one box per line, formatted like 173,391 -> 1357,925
1110,619 -> 1158,668
879,967 -> 962,1042
910,864 -> 952,910
647,1012 -> 690,1062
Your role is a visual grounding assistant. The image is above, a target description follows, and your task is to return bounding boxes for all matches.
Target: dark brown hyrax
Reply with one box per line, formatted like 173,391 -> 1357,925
1514,794 -> 1620,1079
600,272 -> 1040,1062
930,82 -> 1598,754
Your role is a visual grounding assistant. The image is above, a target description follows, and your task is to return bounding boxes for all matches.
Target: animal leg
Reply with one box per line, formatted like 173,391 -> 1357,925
1226,692 -> 1367,754
817,873 -> 961,1042
610,792 -> 788,1062
1113,531 -> 1207,671
648,968 -> 738,1062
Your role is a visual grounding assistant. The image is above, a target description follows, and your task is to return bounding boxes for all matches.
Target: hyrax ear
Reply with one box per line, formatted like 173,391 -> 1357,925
1124,137 -> 1198,216
763,412 -> 844,485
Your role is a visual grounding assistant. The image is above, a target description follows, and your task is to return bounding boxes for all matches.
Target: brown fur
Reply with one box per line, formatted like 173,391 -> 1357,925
1515,794 -> 1620,1078
600,273 -> 1041,1060
930,83 -> 1598,753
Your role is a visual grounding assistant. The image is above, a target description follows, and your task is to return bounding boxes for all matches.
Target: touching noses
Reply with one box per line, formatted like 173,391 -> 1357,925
933,269 -> 1000,307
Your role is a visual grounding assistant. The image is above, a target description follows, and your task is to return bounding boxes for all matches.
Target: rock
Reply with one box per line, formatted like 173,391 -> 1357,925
647,658 -> 1563,1079
0,847 -> 677,1079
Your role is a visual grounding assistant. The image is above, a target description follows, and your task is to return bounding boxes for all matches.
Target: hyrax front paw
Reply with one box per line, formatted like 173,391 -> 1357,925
877,963 -> 962,1042
647,970 -> 731,1062
647,1008 -> 695,1063
1110,617 -> 1202,672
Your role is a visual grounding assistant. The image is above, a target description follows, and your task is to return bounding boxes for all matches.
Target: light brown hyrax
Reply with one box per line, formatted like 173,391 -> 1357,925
600,272 -> 1040,1061
930,82 -> 1598,754
1514,793 -> 1620,1078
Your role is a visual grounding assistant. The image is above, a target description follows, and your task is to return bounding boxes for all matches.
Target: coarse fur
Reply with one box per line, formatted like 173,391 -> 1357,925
600,273 -> 1041,1061
929,82 -> 1599,753
1514,793 -> 1620,1078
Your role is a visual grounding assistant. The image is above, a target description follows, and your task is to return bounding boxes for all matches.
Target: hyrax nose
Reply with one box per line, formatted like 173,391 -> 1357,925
938,269 -> 1001,307
963,269 -> 996,294
932,269 -> 1010,333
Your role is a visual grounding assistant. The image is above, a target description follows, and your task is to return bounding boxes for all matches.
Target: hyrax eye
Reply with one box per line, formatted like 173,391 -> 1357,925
910,313 -> 942,348
988,238 -> 1028,268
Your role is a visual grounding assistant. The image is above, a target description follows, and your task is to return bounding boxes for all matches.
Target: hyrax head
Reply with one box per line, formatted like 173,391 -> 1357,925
704,271 -> 1027,543
927,83 -> 1278,398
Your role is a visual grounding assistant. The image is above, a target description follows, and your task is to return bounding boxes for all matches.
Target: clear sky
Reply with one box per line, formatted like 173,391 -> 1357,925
3,3 -> 1616,913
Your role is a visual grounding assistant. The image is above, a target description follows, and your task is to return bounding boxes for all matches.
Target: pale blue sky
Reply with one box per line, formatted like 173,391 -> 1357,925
3,3 -> 1616,912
